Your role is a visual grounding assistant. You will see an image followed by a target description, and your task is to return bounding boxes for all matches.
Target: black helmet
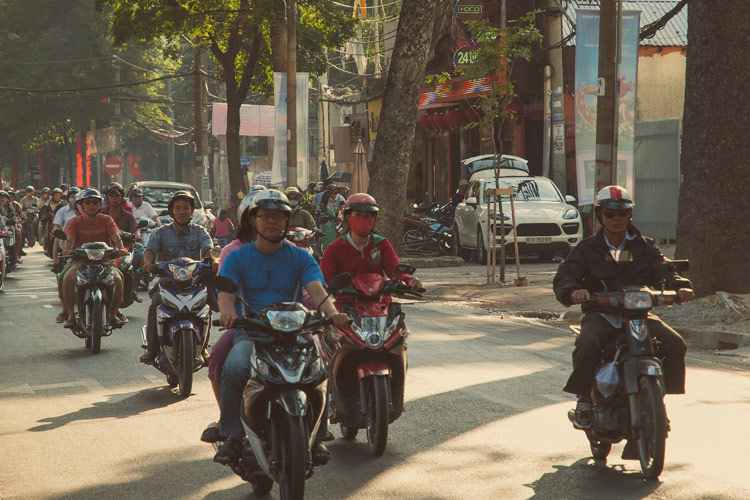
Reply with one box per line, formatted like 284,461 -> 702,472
167,190 -> 195,217
130,187 -> 144,197
106,182 -> 124,196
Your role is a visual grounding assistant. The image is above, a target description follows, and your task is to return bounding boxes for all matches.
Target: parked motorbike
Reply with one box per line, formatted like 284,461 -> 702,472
208,273 -> 351,499
402,202 -> 453,255
567,260 -> 689,479
140,257 -> 214,396
321,264 -> 422,456
53,229 -> 120,354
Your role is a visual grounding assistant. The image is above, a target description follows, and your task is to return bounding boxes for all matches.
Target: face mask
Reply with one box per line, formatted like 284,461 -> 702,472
348,215 -> 375,237
68,197 -> 75,205
290,199 -> 300,208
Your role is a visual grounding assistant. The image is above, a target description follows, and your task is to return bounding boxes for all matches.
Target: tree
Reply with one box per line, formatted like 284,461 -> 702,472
369,0 -> 441,254
676,1 -> 750,295
102,0 -> 356,205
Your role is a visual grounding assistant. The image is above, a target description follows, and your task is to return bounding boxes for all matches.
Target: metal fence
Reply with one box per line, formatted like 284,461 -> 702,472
632,118 -> 681,242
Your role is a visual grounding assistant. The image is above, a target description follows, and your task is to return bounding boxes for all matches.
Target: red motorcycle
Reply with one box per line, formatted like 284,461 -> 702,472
286,226 -> 323,261
319,264 -> 422,456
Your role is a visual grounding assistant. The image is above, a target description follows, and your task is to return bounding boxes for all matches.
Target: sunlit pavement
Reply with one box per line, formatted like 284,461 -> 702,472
1,246 -> 749,499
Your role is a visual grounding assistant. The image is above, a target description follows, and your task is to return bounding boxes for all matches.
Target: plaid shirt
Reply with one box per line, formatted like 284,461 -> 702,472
147,222 -> 212,263
101,205 -> 138,234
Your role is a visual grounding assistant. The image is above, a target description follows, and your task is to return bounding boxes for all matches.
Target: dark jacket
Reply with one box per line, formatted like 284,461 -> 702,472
553,224 -> 691,309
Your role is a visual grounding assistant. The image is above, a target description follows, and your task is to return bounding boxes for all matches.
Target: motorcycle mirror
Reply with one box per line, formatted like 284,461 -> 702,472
215,275 -> 239,294
394,264 -> 416,275
53,229 -> 67,240
159,209 -> 169,216
327,272 -> 352,294
137,219 -> 149,228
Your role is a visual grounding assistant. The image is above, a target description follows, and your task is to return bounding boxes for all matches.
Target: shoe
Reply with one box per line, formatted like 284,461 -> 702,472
318,430 -> 335,442
572,400 -> 593,429
20,250 -> 27,256
200,425 -> 226,443
621,439 -> 639,460
311,439 -> 330,466
56,311 -> 68,323
213,436 -> 243,466
139,350 -> 158,364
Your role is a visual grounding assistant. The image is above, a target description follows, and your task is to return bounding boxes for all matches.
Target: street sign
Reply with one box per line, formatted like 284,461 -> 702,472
103,157 -> 122,176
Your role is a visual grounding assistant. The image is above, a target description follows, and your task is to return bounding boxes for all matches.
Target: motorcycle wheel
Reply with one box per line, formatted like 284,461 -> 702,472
177,331 -> 195,397
91,299 -> 104,354
366,375 -> 390,457
252,476 -> 273,495
278,413 -> 306,500
637,377 -> 667,479
402,229 -> 425,252
340,424 -> 358,440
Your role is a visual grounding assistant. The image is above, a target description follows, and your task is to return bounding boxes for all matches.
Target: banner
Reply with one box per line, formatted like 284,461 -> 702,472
128,156 -> 143,177
574,10 -> 640,205
211,103 -> 275,137
271,72 -> 309,187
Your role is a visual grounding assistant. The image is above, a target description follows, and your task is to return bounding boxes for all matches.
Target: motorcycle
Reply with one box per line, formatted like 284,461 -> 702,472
22,207 -> 37,247
402,202 -> 453,255
567,260 -> 689,479
140,257 -> 214,397
2,215 -> 18,274
53,229 -> 121,354
117,220 -> 150,308
286,226 -> 324,262
0,217 -> 7,290
320,264 -> 422,456
208,273 -> 351,499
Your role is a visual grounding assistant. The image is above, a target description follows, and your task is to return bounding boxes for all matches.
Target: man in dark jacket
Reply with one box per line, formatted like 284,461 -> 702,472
553,185 -> 693,434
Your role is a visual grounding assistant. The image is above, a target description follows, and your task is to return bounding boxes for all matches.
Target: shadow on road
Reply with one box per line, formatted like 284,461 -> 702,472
525,457 -> 661,499
28,386 -> 183,432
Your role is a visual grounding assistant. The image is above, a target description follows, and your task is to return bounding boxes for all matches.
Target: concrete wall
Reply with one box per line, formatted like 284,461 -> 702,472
636,47 -> 686,121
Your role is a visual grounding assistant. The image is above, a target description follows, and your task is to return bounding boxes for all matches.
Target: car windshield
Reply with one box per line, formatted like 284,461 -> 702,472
467,157 -> 529,175
484,178 -> 562,203
140,186 -> 202,209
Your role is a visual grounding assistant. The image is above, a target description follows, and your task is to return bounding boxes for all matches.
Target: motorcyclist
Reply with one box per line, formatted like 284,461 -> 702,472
38,187 -> 58,246
553,185 -> 693,435
6,189 -> 24,261
212,189 -> 349,466
320,193 -> 422,292
139,190 -> 214,364
60,189 -> 126,329
20,186 -> 39,247
52,188 -> 80,272
128,187 -> 161,225
102,182 -> 141,239
284,186 -> 316,230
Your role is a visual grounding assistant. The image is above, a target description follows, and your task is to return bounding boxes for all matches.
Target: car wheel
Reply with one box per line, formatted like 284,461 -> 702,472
475,228 -> 487,265
452,225 -> 472,262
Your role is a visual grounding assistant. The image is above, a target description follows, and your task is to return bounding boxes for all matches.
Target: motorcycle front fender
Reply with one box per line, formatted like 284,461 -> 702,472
275,389 -> 307,417
169,319 -> 200,343
622,357 -> 665,395
356,362 -> 391,379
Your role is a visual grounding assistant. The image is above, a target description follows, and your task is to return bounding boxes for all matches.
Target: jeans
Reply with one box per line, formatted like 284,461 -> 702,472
219,333 -> 330,440
216,236 -> 230,248
145,293 -> 162,351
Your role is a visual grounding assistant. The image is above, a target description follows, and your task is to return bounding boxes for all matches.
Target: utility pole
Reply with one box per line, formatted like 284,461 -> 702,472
594,0 -> 618,192
167,78 -> 176,182
194,45 -> 210,201
114,54 -> 122,186
286,0 -> 297,188
546,0 -> 566,193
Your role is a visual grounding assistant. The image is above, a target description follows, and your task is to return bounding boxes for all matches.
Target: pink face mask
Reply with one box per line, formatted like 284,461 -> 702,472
348,215 -> 375,237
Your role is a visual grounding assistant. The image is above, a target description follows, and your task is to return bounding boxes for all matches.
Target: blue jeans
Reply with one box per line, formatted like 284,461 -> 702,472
219,334 -> 329,440
217,237 -> 230,248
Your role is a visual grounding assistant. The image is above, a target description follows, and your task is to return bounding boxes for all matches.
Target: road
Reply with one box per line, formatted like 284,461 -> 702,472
1,247 -> 749,499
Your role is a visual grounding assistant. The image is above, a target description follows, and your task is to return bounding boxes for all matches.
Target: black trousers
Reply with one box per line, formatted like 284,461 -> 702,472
563,312 -> 687,396
146,293 -> 162,351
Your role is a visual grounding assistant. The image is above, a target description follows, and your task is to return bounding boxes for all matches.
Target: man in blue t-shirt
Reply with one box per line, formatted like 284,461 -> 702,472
214,189 -> 348,466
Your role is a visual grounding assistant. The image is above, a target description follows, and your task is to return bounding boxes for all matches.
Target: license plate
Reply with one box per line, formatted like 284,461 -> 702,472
526,237 -> 552,244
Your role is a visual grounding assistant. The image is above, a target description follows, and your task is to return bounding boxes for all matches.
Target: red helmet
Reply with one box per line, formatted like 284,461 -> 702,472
342,193 -> 379,216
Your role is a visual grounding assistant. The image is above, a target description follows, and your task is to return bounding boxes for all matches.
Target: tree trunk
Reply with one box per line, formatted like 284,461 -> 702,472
369,0 -> 441,255
676,0 -> 750,295
225,88 -> 245,205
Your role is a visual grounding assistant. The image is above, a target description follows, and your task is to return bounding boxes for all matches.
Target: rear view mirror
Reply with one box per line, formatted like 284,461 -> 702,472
465,196 -> 478,207
327,272 -> 352,294
121,233 -> 135,246
667,259 -> 690,273
565,195 -> 577,203
215,275 -> 239,294
394,264 -> 416,275
53,229 -> 67,240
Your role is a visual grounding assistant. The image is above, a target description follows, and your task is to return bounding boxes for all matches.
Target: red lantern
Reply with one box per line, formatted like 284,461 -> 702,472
444,109 -> 466,128
465,107 -> 484,122
431,113 -> 448,130
418,115 -> 435,130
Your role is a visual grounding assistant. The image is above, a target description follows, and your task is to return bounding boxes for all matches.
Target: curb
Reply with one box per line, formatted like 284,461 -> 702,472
401,256 -> 466,268
677,328 -> 750,350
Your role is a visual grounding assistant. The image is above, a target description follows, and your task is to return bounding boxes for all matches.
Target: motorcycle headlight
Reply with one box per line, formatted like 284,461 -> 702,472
253,357 -> 271,377
354,316 -> 388,348
84,248 -> 105,261
266,310 -> 307,332
563,207 -> 579,220
168,263 -> 196,282
623,291 -> 653,310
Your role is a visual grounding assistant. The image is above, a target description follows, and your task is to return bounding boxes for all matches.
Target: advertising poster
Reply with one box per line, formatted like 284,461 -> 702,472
574,10 -> 640,205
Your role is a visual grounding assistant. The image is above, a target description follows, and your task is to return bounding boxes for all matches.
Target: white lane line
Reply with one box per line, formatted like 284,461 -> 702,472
43,304 -> 53,308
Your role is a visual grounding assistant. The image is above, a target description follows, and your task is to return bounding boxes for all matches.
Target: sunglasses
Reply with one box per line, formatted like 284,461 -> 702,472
83,199 -> 100,205
602,208 -> 632,219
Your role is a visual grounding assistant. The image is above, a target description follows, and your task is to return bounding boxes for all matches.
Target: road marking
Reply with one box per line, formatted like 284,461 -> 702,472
43,304 -> 53,308
1,378 -> 105,395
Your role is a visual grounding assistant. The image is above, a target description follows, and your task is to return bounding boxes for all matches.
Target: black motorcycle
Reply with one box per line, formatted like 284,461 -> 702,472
54,229 -> 121,354
2,215 -> 18,274
402,202 -> 453,255
568,260 -> 689,479
209,273 -> 351,499
22,207 -> 37,247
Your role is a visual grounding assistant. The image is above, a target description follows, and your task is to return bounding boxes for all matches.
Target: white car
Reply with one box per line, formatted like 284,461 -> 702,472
452,176 -> 583,263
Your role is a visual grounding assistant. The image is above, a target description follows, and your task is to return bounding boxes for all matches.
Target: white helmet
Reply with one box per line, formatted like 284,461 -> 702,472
594,185 -> 634,210
236,185 -> 267,226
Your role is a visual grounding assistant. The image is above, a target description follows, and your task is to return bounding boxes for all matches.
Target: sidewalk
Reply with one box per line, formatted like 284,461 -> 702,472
404,249 -> 750,353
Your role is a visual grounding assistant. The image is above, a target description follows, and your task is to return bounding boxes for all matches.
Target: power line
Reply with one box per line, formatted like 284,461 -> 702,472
0,55 -> 112,66
0,71 -> 197,94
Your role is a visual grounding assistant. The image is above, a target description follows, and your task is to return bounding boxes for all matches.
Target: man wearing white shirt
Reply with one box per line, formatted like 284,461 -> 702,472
128,188 -> 161,224
52,187 -> 80,265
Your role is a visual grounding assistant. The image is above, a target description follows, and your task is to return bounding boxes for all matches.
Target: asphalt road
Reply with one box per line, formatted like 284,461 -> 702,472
1,247 -> 749,499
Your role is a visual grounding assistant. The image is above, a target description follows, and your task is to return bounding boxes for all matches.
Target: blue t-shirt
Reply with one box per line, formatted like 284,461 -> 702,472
219,241 -> 324,316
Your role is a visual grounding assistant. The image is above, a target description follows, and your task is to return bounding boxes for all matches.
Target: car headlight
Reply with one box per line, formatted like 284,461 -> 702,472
168,263 -> 196,281
84,248 -> 105,261
623,291 -> 653,310
489,211 -> 511,221
266,310 -> 307,332
562,207 -> 579,220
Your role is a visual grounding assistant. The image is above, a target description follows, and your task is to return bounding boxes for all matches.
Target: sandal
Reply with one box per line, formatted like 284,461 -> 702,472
63,317 -> 76,330
213,436 -> 243,466
311,439 -> 330,466
139,350 -> 158,364
200,425 -> 226,443
56,311 -> 68,323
